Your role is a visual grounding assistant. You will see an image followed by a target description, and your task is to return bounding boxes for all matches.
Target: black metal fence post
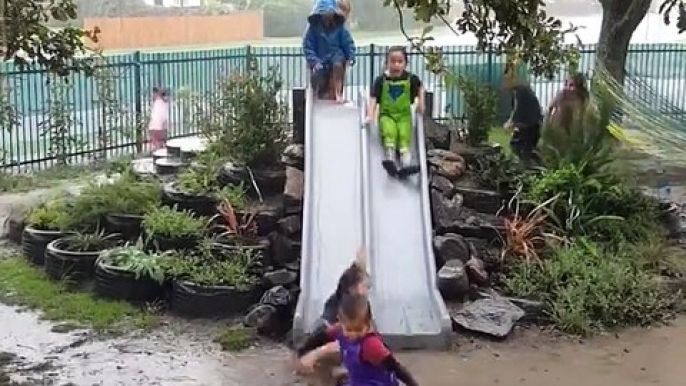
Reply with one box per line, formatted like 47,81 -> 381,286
133,51 -> 143,153
292,88 -> 306,145
425,91 -> 434,120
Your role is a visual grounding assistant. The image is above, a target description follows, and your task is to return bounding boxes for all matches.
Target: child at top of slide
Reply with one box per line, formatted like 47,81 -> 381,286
147,86 -> 169,153
295,293 -> 419,386
367,46 -> 425,179
303,0 -> 356,102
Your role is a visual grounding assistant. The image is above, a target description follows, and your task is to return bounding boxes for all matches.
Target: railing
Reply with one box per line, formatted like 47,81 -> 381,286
1,43 -> 686,170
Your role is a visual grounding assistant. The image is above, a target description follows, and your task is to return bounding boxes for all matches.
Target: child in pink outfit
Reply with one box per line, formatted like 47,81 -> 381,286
148,87 -> 169,152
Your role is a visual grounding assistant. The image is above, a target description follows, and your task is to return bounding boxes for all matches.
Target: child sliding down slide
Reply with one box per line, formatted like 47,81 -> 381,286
303,0 -> 356,102
367,47 -> 425,179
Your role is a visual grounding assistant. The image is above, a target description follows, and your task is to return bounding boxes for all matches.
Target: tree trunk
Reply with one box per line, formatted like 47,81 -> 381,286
596,0 -> 652,85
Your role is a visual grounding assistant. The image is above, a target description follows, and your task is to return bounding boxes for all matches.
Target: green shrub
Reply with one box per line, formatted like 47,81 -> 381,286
453,74 -> 498,147
523,164 -> 663,246
27,199 -> 72,231
501,239 -> 676,335
142,207 -> 206,240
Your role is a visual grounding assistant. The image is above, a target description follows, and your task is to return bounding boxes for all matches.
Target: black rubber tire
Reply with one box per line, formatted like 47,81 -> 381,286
104,214 -> 143,240
94,262 -> 164,302
44,238 -> 100,282
217,164 -> 286,199
171,280 -> 262,318
21,226 -> 70,266
161,183 -> 218,217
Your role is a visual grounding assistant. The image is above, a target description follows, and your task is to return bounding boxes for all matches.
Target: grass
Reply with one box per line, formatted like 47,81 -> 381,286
488,126 -> 512,154
0,257 -> 159,332
214,325 -> 258,352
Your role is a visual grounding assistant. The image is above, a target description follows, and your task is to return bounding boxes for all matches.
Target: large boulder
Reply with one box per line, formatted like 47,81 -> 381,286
430,190 -> 463,231
437,259 -> 470,301
430,174 -> 454,198
427,149 -> 467,181
423,117 -> 451,150
450,294 -> 525,338
281,144 -> 304,170
433,233 -> 471,266
283,166 -> 304,214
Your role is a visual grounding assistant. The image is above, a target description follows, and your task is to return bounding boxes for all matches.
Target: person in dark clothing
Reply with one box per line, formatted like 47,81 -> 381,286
504,77 -> 543,166
295,294 -> 419,386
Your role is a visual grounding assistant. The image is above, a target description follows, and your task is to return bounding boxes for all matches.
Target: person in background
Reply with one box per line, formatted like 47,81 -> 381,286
303,0 -> 356,102
147,86 -> 169,154
295,293 -> 419,386
503,71 -> 543,166
367,46 -> 425,179
546,72 -> 589,133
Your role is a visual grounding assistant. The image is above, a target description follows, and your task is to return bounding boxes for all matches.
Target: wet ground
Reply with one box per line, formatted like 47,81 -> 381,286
3,301 -> 686,386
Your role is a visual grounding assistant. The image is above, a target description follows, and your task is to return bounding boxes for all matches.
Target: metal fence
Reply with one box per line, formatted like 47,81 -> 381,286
2,43 -> 686,170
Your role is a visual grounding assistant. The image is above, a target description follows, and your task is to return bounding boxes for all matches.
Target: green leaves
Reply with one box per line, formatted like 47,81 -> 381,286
6,0 -> 100,75
387,0 -> 579,79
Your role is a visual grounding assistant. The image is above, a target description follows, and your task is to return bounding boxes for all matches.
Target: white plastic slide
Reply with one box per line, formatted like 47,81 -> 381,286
292,91 -> 451,350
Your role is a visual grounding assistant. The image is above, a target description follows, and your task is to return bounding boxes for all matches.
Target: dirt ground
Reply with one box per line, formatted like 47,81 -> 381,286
2,300 -> 686,386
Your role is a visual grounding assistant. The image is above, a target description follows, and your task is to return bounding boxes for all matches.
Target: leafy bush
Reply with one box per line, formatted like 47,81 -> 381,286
97,246 -> 166,284
177,150 -> 227,196
162,244 -> 259,289
60,231 -> 120,252
501,239 -> 675,335
470,146 -> 525,193
142,207 -> 206,240
454,74 -> 498,147
196,60 -> 288,168
523,163 -> 663,246
27,199 -> 72,231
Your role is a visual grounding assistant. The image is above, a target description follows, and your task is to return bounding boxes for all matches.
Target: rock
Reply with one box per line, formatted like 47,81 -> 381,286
260,285 -> 293,311
427,149 -> 467,180
263,269 -> 298,287
281,144 -> 305,170
430,174 -> 454,197
252,201 -> 283,236
278,215 -> 302,237
269,232 -> 299,267
465,256 -> 490,286
431,190 -> 463,231
437,259 -> 471,300
433,233 -> 472,264
284,259 -> 300,272
451,295 -> 525,338
454,187 -> 503,215
441,208 -> 503,242
423,117 -> 451,150
244,304 -> 281,337
283,166 -> 303,213
506,297 -> 545,323
448,141 -> 481,164
0,188 -> 58,241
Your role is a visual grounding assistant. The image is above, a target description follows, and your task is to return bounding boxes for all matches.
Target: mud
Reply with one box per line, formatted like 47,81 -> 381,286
0,304 -> 297,385
4,301 -> 686,386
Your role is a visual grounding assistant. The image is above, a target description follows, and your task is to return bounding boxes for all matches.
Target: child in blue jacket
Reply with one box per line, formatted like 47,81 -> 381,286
303,0 -> 355,102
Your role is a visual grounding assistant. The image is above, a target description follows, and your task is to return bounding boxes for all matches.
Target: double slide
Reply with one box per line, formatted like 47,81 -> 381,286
292,90 -> 451,350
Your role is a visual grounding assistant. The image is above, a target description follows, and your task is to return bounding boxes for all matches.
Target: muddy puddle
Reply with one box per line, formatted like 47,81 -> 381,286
0,304 -> 298,385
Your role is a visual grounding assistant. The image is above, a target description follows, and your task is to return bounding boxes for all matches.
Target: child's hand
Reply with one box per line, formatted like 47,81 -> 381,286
348,59 -> 355,66
415,104 -> 425,115
296,353 -> 317,374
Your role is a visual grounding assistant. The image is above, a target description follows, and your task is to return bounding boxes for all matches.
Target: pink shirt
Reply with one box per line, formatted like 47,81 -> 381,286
148,99 -> 169,131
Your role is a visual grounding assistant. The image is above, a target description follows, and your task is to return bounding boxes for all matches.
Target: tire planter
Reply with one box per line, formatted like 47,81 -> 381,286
171,280 -> 261,318
211,238 -> 271,263
44,238 -> 100,282
148,234 -> 198,252
161,182 -> 217,217
217,163 -> 286,199
21,226 -> 70,266
104,214 -> 143,240
95,263 -> 164,302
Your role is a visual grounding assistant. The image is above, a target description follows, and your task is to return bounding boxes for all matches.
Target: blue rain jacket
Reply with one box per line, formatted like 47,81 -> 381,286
302,0 -> 355,68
